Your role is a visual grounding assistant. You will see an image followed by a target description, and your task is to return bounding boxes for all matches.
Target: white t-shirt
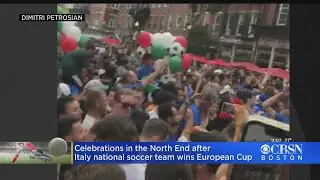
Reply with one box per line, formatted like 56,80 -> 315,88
119,164 -> 146,180
82,114 -> 97,129
148,109 -> 159,119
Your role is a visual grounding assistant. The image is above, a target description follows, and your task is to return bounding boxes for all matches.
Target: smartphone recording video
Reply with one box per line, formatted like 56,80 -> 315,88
230,117 -> 290,180
221,102 -> 235,115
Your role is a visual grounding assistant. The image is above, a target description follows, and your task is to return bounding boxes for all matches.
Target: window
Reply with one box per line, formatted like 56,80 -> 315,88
144,4 -> 148,8
164,4 -> 168,8
212,14 -> 222,33
276,4 -> 289,26
108,15 -> 116,28
248,13 -> 259,35
148,16 -> 154,29
158,4 -> 162,8
152,4 -> 156,8
202,12 -> 210,26
159,16 -> 165,30
153,16 -> 158,29
175,14 -> 182,29
128,4 -> 132,9
167,15 -> 172,29
111,4 -> 120,9
184,13 -> 191,27
126,15 -> 133,28
236,13 -> 245,36
225,16 -> 231,36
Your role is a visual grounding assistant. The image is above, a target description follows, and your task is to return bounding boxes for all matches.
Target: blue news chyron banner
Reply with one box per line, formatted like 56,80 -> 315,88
73,142 -> 320,164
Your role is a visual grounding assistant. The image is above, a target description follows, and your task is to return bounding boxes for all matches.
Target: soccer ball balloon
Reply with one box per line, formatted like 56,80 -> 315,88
168,42 -> 185,57
137,46 -> 146,58
137,46 -> 151,58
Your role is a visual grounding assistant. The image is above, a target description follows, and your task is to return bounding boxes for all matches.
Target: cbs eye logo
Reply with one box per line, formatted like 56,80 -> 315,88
260,144 -> 271,154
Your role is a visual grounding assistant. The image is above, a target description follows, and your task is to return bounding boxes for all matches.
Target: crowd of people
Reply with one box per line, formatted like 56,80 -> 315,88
56,39 -> 290,180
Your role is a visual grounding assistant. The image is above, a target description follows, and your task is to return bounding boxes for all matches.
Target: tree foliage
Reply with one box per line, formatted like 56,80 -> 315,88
187,25 -> 215,56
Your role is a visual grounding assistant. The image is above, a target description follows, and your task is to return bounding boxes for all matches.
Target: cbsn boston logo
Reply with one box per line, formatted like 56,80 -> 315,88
260,144 -> 303,161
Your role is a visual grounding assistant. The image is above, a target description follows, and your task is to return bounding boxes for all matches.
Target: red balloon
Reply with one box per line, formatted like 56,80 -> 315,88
175,36 -> 187,48
182,53 -> 193,70
61,36 -> 78,53
137,32 -> 151,48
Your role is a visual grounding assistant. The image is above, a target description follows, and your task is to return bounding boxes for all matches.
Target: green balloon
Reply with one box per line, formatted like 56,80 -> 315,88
151,43 -> 166,60
78,35 -> 91,47
169,56 -> 182,73
57,6 -> 64,14
57,21 -> 62,32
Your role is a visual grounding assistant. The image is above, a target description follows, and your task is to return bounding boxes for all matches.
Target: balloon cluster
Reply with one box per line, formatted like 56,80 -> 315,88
136,31 -> 192,73
57,5 -> 91,54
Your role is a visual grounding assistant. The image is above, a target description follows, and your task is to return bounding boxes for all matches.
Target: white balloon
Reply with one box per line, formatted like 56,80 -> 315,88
62,21 -> 76,28
63,25 -> 82,42
152,32 -> 175,49
151,33 -> 162,44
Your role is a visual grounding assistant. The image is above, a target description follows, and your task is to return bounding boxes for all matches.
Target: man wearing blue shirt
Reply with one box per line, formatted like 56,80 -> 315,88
136,53 -> 155,80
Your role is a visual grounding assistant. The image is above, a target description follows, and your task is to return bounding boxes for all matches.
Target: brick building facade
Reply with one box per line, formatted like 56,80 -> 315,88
87,4 -> 120,37
212,4 -> 289,68
87,3 -> 289,68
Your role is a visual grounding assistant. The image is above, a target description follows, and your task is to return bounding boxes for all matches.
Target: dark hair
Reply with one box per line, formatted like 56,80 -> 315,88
130,109 -> 150,134
190,131 -> 228,174
57,96 -> 76,117
141,118 -> 169,141
84,40 -> 96,51
64,164 -> 126,180
159,82 -> 177,95
85,90 -> 103,111
157,102 -> 173,122
142,53 -> 153,61
57,116 -> 81,139
91,114 -> 138,142
153,90 -> 177,106
101,60 -> 117,82
145,164 -> 194,180
236,90 -> 253,104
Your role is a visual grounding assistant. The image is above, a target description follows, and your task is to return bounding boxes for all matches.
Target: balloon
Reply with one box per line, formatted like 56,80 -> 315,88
57,6 -> 64,14
78,35 -> 90,47
151,43 -> 166,60
152,32 -> 175,49
175,36 -> 188,48
60,36 -> 78,53
61,21 -> 77,33
169,56 -> 182,73
181,53 -> 193,70
63,25 -> 81,42
137,31 -> 151,48
57,21 -> 62,32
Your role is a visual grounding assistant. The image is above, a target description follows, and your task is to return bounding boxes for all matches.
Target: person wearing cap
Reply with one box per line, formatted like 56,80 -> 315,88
57,83 -> 71,98
84,79 -> 110,93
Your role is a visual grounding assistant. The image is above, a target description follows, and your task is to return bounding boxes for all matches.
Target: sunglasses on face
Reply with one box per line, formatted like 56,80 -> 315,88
119,101 -> 132,109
